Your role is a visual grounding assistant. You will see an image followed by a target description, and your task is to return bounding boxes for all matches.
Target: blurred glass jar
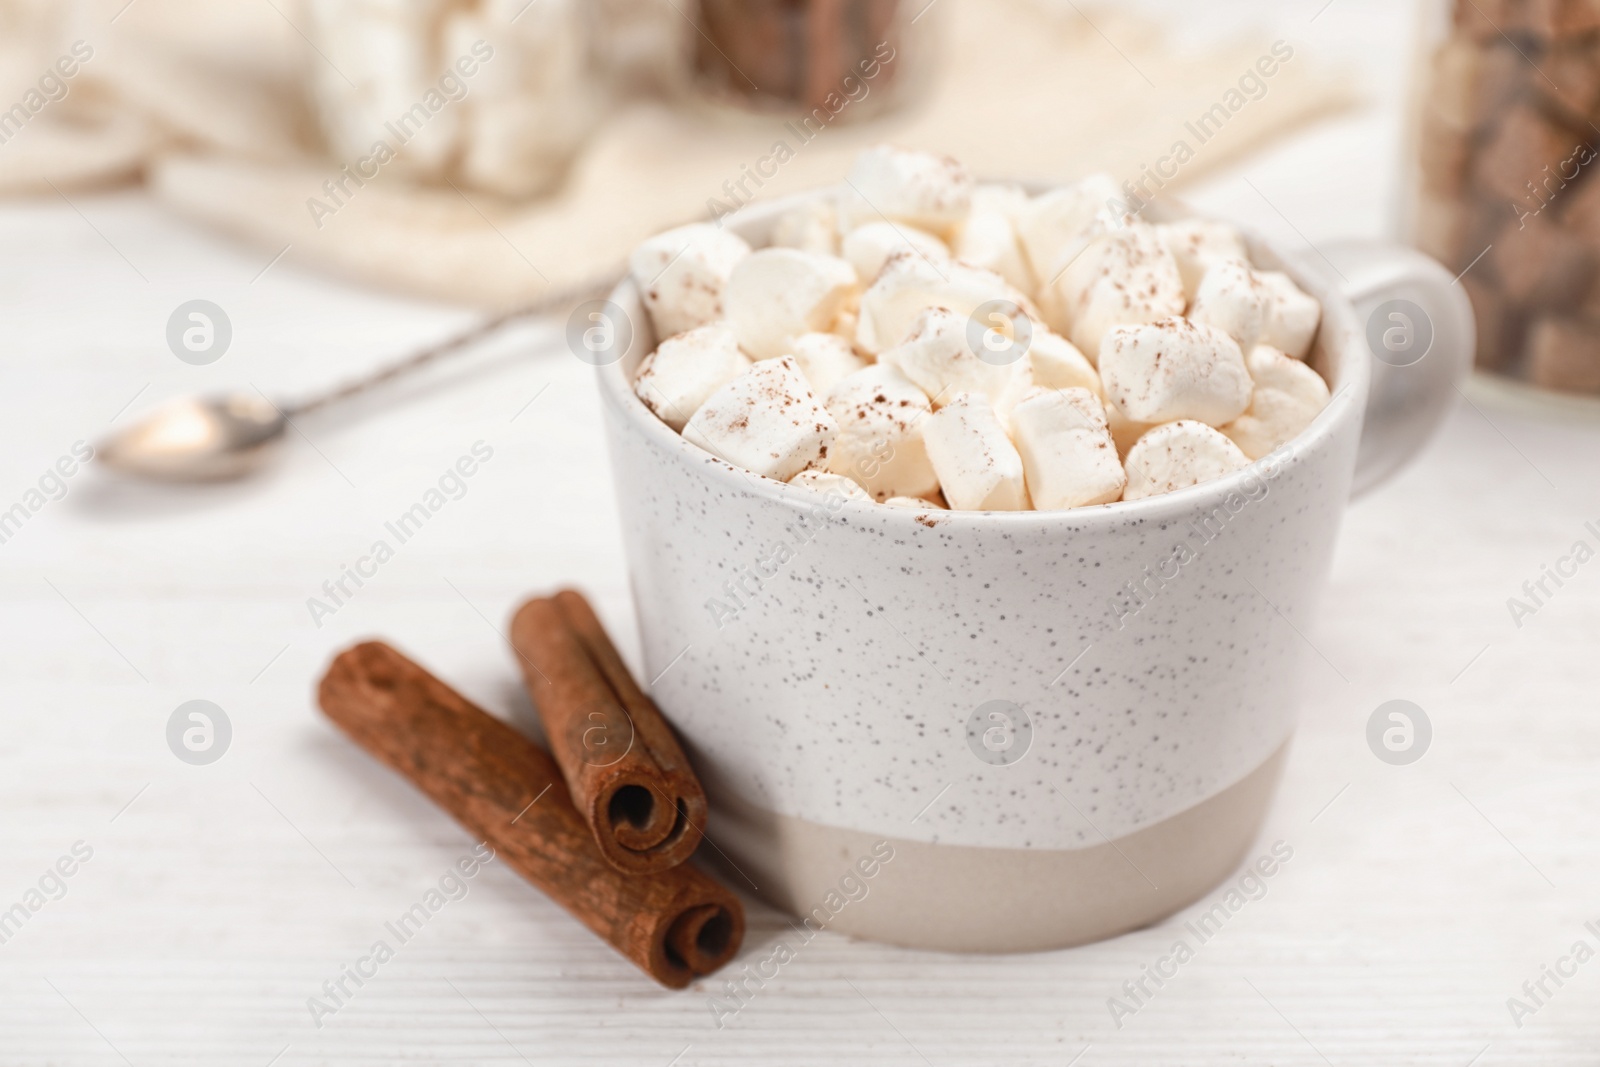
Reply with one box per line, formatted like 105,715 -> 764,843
1409,0 -> 1600,395
306,0 -> 603,200
693,0 -> 926,121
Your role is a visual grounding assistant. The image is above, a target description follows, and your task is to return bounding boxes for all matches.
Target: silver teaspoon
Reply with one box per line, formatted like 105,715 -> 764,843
96,275 -> 617,482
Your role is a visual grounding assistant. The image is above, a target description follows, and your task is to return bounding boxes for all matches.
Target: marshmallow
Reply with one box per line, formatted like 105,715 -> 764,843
880,306 -> 1032,413
1009,387 -> 1126,509
1104,398 -> 1154,458
789,469 -> 872,501
771,199 -> 841,255
454,86 -> 600,200
683,356 -> 839,481
842,145 -> 974,236
1188,259 -> 1270,350
1043,217 -> 1186,356
1222,344 -> 1331,459
633,322 -> 751,431
1122,420 -> 1251,500
1257,271 -> 1322,359
312,2 -> 598,199
1016,174 -> 1122,281
922,393 -> 1030,511
970,182 -> 1029,223
832,306 -> 860,345
785,332 -> 868,396
629,223 -> 752,339
955,184 -> 1036,293
1156,218 -> 1250,298
313,4 -> 456,174
1099,317 -> 1253,427
884,494 -> 948,509
725,248 -> 859,359
1245,342 -> 1329,404
823,363 -> 940,500
841,220 -> 949,284
1028,329 -> 1102,397
627,150 -> 1323,514
856,252 -> 1030,355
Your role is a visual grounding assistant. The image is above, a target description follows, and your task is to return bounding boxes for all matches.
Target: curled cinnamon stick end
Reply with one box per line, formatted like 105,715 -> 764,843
509,591 -> 709,874
317,641 -> 742,989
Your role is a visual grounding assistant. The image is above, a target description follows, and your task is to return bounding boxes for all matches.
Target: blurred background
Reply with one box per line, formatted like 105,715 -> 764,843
0,0 -> 1397,307
3,1 -> 1599,1064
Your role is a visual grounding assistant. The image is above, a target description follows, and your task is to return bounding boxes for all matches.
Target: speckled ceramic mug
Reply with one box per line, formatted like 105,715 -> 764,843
595,186 -> 1473,952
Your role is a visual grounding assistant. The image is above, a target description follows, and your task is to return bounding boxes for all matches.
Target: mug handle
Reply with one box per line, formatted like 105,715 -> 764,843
1322,241 -> 1476,498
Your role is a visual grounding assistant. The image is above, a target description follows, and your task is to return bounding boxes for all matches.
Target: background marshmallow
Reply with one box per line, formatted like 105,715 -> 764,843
785,332 -> 869,396
1122,419 -> 1252,500
683,356 -> 839,481
1223,344 -> 1332,459
771,199 -> 841,255
1156,218 -> 1251,298
1009,386 -> 1127,509
1257,270 -> 1322,359
823,363 -> 940,501
1104,398 -> 1155,458
881,306 -> 1032,414
1099,317 -> 1253,426
1016,175 -> 1122,282
1244,342 -> 1331,406
628,223 -> 751,340
1028,329 -> 1102,396
841,220 -> 949,285
1189,258 -> 1270,350
856,253 -> 1030,355
841,145 -> 975,237
883,494 -> 948,509
955,184 -> 1036,293
1043,218 -> 1186,356
632,321 -> 750,431
968,183 -> 1030,223
726,247 -> 858,360
922,393 -> 1030,511
789,468 -> 872,501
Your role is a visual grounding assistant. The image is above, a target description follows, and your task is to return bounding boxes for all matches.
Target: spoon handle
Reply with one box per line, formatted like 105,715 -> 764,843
284,271 -> 622,418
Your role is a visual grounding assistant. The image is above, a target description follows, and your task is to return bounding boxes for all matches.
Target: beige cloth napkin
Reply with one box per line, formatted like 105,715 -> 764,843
0,0 -> 1356,307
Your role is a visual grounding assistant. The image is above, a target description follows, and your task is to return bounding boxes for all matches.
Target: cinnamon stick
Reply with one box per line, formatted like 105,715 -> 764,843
509,591 -> 708,874
317,641 -> 741,989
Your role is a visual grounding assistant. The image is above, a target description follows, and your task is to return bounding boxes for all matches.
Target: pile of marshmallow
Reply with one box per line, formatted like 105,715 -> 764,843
629,146 -> 1330,511
308,0 -> 599,199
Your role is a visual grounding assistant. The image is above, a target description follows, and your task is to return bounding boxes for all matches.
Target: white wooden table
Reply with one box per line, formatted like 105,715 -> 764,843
4,3 -> 1599,1063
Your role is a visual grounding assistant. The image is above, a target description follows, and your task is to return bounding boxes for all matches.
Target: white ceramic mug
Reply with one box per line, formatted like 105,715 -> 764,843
593,186 -> 1473,952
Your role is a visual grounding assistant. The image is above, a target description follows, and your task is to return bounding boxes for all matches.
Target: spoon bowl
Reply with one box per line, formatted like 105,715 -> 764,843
97,394 -> 288,481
